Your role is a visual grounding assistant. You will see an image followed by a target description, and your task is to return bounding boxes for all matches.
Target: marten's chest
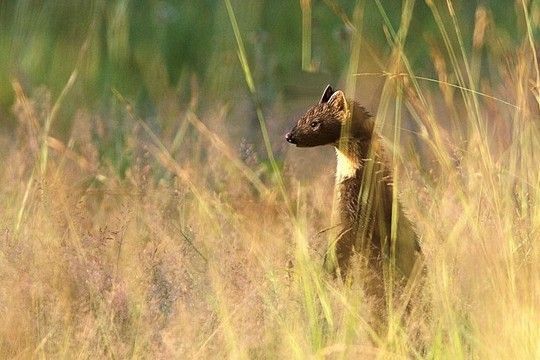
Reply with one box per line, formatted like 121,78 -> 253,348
334,147 -> 393,223
334,148 -> 362,220
336,176 -> 361,222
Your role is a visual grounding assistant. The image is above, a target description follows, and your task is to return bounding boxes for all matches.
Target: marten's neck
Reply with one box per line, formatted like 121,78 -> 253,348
334,101 -> 375,183
335,140 -> 368,183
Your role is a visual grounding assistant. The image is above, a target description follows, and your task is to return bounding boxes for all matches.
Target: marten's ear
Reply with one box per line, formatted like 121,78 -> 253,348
319,85 -> 334,104
327,90 -> 347,112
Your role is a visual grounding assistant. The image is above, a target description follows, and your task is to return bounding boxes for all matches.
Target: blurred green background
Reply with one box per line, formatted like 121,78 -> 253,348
0,1 -> 529,153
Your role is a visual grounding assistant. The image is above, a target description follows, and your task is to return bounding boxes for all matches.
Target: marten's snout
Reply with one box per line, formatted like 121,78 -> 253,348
285,132 -> 297,144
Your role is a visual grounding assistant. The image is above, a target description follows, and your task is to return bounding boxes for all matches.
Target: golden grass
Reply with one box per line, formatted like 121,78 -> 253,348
1,2 -> 539,359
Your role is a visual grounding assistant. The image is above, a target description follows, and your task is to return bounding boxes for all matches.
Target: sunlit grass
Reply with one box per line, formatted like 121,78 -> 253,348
0,1 -> 539,358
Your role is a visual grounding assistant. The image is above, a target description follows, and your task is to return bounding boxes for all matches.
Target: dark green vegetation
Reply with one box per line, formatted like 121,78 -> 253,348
0,1 -> 526,134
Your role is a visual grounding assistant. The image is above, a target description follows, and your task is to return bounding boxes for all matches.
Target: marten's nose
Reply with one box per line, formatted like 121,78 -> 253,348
285,132 -> 296,144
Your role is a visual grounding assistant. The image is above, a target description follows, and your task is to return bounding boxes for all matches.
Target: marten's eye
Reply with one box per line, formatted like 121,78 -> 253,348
310,120 -> 320,129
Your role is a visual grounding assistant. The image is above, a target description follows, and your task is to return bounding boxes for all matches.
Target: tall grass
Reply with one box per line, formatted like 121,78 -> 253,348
0,1 -> 539,358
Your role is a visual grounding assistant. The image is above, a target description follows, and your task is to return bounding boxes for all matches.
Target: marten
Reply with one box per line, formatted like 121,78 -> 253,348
286,85 -> 419,279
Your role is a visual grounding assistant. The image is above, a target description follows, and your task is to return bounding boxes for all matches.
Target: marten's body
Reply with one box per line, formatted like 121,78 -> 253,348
286,85 -> 418,277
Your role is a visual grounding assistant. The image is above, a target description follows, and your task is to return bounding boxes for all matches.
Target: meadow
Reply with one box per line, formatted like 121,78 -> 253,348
0,0 -> 539,358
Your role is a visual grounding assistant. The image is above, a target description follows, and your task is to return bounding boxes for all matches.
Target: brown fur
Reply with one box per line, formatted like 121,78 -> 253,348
286,85 -> 419,278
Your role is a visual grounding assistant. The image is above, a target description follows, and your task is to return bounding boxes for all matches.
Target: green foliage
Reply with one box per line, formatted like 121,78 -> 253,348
1,1 -> 525,121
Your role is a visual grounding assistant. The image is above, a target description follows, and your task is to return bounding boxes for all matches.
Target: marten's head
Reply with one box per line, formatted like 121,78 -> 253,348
285,85 -> 372,147
285,85 -> 347,147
